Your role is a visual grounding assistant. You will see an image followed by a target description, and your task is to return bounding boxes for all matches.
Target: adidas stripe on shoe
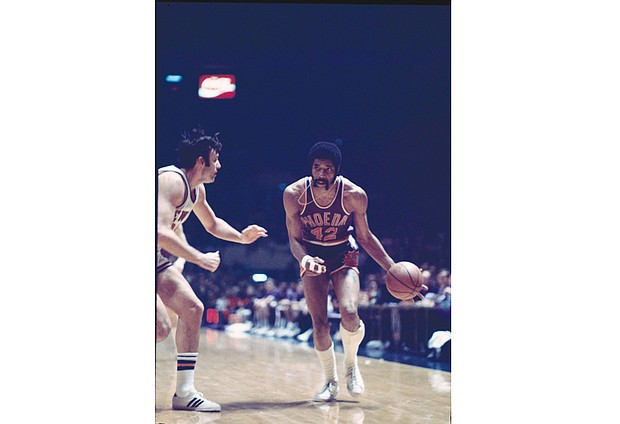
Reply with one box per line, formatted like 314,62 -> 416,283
172,392 -> 221,412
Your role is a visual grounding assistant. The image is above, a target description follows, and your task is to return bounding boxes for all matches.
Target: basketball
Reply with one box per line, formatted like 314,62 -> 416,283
386,262 -> 424,301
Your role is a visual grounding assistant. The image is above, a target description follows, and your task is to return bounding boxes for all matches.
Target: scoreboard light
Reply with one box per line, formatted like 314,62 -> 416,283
252,273 -> 268,283
198,75 -> 236,99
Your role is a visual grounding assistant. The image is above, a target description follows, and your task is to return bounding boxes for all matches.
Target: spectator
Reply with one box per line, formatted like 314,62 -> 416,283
434,270 -> 451,309
436,269 -> 451,293
365,277 -> 382,305
251,278 -> 277,334
276,281 -> 305,338
436,286 -> 451,309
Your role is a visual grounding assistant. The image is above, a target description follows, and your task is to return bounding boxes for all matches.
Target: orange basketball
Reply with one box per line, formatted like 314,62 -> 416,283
386,262 -> 423,301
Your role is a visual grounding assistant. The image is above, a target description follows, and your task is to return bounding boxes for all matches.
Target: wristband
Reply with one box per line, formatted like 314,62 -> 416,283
300,255 -> 326,276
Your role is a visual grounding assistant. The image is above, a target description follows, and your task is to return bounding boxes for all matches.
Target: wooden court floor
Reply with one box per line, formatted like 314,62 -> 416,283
156,328 -> 451,423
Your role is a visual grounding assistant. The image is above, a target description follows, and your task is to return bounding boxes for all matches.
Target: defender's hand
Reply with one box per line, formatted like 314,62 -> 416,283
240,225 -> 268,244
198,251 -> 221,272
300,255 -> 326,277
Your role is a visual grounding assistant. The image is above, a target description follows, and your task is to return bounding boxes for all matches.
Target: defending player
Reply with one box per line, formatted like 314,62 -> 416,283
283,142 -> 396,401
157,127 -> 268,412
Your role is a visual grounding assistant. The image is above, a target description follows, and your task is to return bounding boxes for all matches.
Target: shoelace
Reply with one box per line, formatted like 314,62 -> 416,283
324,382 -> 335,391
347,368 -> 359,386
318,382 -> 336,394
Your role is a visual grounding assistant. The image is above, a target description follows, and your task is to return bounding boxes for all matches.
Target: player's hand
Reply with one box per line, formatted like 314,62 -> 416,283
197,251 -> 221,272
300,255 -> 326,277
400,284 -> 429,304
412,284 -> 430,302
240,225 -> 268,244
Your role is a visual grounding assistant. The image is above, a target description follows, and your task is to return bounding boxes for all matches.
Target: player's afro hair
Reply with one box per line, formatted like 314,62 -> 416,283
307,142 -> 342,173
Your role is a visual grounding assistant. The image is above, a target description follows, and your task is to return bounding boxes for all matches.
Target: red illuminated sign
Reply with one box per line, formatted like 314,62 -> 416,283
198,75 -> 236,99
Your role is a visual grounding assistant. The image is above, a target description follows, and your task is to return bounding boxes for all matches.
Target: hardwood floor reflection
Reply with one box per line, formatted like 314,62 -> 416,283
156,329 -> 451,423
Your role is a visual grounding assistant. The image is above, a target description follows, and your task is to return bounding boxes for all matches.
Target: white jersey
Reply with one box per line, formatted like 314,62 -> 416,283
158,165 -> 199,232
157,165 -> 199,270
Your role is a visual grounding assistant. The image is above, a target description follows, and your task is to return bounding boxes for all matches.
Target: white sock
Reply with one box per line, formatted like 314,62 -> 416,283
176,352 -> 198,397
340,320 -> 365,369
315,342 -> 338,383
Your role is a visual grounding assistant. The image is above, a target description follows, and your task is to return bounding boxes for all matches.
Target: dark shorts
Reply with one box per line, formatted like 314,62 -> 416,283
304,238 -> 359,276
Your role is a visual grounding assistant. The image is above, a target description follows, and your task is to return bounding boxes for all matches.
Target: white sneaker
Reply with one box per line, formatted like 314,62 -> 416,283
287,325 -> 301,338
255,326 -> 268,335
346,365 -> 365,397
296,328 -> 313,342
172,392 -> 221,412
314,380 -> 339,402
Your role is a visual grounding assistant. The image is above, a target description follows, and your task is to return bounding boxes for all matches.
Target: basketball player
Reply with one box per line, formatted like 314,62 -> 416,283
283,141 -> 396,401
157,127 -> 268,412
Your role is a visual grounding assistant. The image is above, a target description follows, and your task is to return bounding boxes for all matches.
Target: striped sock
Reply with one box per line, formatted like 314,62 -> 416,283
176,352 -> 198,397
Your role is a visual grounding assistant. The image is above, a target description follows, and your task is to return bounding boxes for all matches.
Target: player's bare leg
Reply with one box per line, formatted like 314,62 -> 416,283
156,294 -> 172,342
157,267 -> 203,353
332,268 -> 365,397
157,267 -> 220,412
303,273 -> 339,401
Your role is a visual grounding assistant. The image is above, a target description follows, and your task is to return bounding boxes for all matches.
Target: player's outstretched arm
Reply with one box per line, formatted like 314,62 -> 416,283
347,186 -> 396,272
193,185 -> 268,244
239,224 -> 269,244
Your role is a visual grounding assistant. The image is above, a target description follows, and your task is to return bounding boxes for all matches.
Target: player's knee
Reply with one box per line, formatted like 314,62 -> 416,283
339,303 -> 359,323
156,319 -> 172,342
339,302 -> 357,319
180,299 -> 204,325
190,300 -> 205,321
156,326 -> 171,343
